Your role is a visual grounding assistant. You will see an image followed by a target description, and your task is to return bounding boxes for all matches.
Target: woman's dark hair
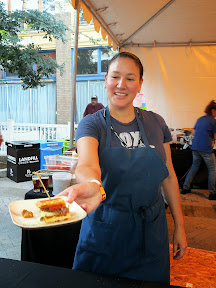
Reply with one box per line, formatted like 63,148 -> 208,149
106,52 -> 143,80
204,100 -> 216,115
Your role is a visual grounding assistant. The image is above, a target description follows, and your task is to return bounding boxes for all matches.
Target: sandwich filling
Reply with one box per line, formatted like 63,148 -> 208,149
36,198 -> 72,224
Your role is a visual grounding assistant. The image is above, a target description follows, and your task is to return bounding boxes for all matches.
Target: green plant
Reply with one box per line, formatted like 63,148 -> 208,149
0,2 -> 70,89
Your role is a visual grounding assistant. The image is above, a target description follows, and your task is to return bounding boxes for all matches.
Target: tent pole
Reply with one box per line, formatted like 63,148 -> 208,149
70,0 -> 80,149
122,41 -> 216,48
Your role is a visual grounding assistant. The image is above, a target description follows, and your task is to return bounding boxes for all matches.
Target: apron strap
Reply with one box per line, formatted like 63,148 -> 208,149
105,106 -> 112,148
135,108 -> 149,146
104,106 -> 150,148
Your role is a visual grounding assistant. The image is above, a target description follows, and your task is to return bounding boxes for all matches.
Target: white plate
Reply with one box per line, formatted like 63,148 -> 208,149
9,196 -> 87,229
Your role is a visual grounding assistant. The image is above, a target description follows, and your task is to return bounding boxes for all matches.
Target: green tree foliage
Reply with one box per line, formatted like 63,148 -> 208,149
0,2 -> 70,89
43,0 -> 55,14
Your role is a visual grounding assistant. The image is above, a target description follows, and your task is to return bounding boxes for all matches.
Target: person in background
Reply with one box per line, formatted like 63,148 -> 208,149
182,100 -> 216,200
59,52 -> 187,284
0,130 -> 3,146
83,95 -> 104,117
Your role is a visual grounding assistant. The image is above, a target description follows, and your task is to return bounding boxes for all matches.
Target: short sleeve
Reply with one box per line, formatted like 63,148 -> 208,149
153,113 -> 172,143
75,114 -> 100,143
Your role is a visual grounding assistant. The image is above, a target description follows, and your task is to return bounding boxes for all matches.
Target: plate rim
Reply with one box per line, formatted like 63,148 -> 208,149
9,196 -> 87,229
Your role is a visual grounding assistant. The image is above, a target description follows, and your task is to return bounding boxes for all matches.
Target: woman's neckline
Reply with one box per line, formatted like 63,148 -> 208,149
108,106 -> 136,124
110,115 -> 136,125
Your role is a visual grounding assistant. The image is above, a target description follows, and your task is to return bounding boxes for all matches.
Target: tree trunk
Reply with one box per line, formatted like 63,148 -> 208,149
8,0 -> 11,14
38,0 -> 43,12
22,0 -> 27,11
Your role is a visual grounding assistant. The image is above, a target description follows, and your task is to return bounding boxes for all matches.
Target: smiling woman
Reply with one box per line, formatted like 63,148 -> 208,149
58,51 -> 187,284
104,54 -> 143,120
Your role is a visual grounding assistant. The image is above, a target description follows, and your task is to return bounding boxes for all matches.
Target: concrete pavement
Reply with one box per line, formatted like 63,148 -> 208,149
0,177 -> 32,260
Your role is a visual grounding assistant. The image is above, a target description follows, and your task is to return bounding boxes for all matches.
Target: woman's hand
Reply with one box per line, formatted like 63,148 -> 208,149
173,225 -> 188,260
57,182 -> 102,214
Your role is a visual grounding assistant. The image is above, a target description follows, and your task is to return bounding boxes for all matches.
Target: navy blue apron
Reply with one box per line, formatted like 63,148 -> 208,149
73,107 -> 170,283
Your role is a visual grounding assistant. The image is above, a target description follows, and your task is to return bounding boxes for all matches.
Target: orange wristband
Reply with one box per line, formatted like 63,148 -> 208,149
90,180 -> 106,201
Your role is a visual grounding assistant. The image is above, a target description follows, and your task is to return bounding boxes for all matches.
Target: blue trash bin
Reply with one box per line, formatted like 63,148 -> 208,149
37,140 -> 63,170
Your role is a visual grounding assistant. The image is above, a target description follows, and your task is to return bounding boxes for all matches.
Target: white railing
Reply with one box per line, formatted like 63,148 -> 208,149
0,120 -> 76,155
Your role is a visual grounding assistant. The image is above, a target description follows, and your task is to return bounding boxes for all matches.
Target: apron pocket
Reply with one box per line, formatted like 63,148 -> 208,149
78,216 -> 112,256
144,210 -> 168,259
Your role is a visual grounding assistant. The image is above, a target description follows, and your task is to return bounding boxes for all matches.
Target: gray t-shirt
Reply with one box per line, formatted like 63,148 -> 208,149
76,108 -> 172,163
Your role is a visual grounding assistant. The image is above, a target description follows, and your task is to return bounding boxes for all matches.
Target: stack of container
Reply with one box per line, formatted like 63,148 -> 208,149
36,140 -> 64,170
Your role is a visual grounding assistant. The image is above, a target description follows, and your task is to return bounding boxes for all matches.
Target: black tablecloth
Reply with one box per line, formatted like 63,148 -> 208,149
21,190 -> 81,269
0,258 -> 183,288
170,145 -> 211,188
24,189 -> 53,199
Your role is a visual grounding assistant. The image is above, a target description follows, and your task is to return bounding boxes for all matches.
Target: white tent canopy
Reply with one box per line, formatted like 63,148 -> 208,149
70,0 -> 216,140
74,0 -> 216,48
